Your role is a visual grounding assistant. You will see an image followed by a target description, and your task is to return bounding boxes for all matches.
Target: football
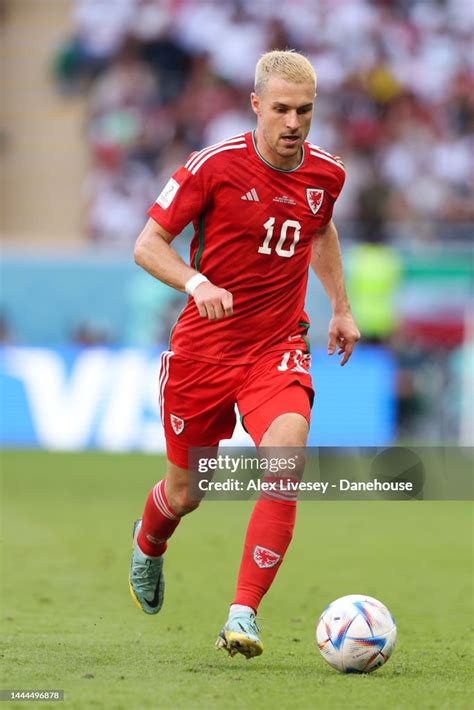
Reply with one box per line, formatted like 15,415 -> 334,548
316,594 -> 397,673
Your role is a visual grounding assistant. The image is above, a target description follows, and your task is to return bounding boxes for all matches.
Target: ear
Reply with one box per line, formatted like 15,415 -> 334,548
250,92 -> 260,116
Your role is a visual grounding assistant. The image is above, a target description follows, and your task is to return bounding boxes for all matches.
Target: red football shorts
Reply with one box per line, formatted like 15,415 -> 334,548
158,337 -> 314,469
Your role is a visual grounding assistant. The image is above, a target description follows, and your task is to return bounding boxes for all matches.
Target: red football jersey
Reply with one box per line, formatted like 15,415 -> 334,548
147,131 -> 345,364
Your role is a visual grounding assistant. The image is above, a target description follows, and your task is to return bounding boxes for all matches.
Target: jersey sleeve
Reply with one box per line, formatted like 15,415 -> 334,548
321,164 -> 346,227
147,158 -> 211,236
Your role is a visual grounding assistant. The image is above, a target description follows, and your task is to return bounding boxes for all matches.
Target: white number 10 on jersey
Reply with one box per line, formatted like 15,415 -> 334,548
258,218 -> 301,258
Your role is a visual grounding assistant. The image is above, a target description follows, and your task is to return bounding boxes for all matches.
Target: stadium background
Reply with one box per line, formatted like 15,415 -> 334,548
1,0 -> 473,449
1,2 -> 473,709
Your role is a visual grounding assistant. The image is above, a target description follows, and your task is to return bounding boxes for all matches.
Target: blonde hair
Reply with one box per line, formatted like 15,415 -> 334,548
254,50 -> 316,95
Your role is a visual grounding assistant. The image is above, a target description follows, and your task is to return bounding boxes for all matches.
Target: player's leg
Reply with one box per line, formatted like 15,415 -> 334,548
129,460 -> 199,615
217,383 -> 311,658
259,410 -> 309,447
130,351 -> 238,615
230,403 -> 308,607
138,461 -> 200,556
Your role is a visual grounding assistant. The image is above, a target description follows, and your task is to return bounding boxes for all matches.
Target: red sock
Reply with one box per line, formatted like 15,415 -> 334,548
137,480 -> 180,556
232,496 -> 296,612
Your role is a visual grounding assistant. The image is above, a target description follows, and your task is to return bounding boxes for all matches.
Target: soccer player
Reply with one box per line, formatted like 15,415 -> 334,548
129,50 -> 360,658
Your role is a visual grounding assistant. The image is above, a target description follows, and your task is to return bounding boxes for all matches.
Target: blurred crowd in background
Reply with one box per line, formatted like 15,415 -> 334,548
54,0 -> 474,247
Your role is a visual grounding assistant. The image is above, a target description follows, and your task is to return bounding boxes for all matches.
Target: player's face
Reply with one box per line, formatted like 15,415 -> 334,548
251,76 -> 316,169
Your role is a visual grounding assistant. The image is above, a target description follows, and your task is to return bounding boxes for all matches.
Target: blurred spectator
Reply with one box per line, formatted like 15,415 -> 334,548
87,37 -> 159,158
85,153 -> 156,246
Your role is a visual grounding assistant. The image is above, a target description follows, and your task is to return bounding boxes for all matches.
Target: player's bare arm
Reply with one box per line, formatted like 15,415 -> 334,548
134,218 -> 233,321
312,220 -> 360,366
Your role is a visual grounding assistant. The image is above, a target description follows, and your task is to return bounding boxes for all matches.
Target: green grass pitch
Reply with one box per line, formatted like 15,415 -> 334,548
1,451 -> 473,710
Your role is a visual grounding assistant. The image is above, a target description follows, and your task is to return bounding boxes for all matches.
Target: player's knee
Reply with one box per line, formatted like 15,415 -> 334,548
165,462 -> 200,516
167,487 -> 200,516
260,413 -> 309,447
269,433 -> 307,447
261,431 -> 308,447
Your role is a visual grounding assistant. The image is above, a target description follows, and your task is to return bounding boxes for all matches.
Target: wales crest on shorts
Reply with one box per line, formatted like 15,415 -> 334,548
170,414 -> 184,435
306,188 -> 325,214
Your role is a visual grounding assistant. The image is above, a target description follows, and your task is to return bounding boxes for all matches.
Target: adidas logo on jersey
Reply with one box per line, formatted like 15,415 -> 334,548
241,188 -> 260,202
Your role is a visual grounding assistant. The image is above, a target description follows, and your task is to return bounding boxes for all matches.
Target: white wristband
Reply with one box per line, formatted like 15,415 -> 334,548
185,273 -> 209,296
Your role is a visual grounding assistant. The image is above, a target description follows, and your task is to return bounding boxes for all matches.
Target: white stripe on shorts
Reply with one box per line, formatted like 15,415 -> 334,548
158,350 -> 173,424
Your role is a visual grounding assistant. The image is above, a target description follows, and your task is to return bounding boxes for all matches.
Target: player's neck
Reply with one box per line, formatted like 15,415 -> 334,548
253,129 -> 303,171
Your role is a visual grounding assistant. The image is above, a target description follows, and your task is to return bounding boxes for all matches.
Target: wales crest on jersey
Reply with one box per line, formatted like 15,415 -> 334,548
306,188 -> 325,214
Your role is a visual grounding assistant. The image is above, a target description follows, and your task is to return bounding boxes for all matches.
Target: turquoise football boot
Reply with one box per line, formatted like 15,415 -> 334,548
128,519 -> 164,615
216,610 -> 263,659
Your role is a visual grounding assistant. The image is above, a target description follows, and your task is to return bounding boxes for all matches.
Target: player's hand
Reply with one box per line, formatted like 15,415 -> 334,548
327,312 -> 360,366
192,281 -> 233,320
